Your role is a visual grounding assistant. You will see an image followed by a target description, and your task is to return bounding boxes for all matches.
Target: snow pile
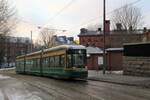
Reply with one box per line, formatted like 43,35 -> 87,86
0,67 -> 15,71
0,75 -> 11,79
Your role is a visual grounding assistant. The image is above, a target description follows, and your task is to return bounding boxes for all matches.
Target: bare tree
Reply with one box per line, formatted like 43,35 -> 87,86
112,5 -> 142,31
33,40 -> 43,51
0,0 -> 16,35
38,28 -> 56,48
0,0 -> 16,67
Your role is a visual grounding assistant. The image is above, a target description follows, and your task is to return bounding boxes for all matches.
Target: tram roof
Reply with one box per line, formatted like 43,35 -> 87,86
45,45 -> 85,52
17,45 -> 86,58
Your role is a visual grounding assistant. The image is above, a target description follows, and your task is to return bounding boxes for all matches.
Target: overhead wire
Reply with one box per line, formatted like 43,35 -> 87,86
18,0 -> 76,30
67,0 -> 143,32
18,0 -> 143,32
43,0 -> 76,27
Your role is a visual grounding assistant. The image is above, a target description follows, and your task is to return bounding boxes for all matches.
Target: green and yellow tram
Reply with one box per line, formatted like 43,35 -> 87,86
16,45 -> 88,79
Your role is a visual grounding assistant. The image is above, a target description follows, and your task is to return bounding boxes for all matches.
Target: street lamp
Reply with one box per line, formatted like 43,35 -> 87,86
103,0 -> 106,74
30,31 -> 33,52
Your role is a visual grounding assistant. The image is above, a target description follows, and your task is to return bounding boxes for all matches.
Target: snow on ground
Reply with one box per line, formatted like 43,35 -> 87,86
0,67 -> 15,71
0,75 -> 11,79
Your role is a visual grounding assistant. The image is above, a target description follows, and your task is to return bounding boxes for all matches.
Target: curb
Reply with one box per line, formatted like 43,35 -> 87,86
88,77 -> 150,88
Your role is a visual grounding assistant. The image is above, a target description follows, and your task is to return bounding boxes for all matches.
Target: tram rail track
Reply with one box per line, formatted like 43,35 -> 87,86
10,74 -> 103,100
1,72 -> 150,100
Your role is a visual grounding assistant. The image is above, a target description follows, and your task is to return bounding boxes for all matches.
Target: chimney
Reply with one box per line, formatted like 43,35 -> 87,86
105,20 -> 110,33
98,28 -> 102,32
143,27 -> 147,33
116,23 -> 122,31
129,26 -> 133,31
80,28 -> 88,34
68,37 -> 74,41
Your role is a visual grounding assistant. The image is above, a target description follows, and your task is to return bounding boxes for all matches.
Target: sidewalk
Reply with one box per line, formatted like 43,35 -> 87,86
88,70 -> 150,88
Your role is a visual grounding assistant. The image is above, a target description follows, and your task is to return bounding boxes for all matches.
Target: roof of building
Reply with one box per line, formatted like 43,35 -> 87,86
123,42 -> 150,46
86,46 -> 103,54
106,48 -> 123,51
78,30 -> 144,36
4,36 -> 31,43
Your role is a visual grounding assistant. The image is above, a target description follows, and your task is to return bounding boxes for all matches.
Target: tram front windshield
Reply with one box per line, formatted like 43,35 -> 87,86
67,49 -> 86,68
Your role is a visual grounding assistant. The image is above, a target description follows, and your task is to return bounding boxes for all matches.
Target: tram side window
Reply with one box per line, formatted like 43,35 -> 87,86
26,60 -> 29,66
26,60 -> 31,67
17,61 -> 19,67
20,61 -> 24,68
16,61 -> 20,68
49,57 -> 55,67
46,57 -> 49,67
60,55 -> 65,67
29,60 -> 31,67
37,59 -> 40,68
67,55 -> 72,68
43,58 -> 45,67
43,57 -> 49,68
33,59 -> 36,68
55,56 -> 59,67
16,61 -> 19,67
20,61 -> 22,67
20,61 -> 23,67
25,60 -> 28,66
31,60 -> 33,67
72,54 -> 85,67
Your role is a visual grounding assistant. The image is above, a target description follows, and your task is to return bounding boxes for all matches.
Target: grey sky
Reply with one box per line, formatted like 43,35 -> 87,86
11,0 -> 150,39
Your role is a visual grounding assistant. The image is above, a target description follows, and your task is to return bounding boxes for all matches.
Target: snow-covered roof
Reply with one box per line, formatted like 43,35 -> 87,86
106,48 -> 123,51
5,36 -> 31,43
124,42 -> 150,46
80,31 -> 104,35
86,46 -> 103,54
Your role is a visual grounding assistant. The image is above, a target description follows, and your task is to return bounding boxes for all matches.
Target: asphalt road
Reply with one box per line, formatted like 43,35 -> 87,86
0,72 -> 150,100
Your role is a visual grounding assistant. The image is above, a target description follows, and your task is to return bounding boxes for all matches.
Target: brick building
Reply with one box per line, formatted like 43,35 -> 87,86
78,20 -> 150,70
86,46 -> 103,70
106,48 -> 123,70
0,36 -> 32,67
79,29 -> 145,48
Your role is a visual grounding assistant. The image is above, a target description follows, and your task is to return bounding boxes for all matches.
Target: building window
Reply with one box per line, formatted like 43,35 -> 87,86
98,57 -> 103,65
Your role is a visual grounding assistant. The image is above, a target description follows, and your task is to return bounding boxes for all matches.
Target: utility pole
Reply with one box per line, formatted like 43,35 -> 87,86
31,31 -> 33,52
103,0 -> 106,74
